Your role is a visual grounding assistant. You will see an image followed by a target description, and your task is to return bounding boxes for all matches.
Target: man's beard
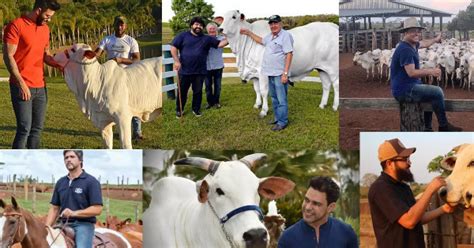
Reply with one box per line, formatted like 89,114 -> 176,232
396,166 -> 414,183
192,27 -> 202,35
36,16 -> 47,26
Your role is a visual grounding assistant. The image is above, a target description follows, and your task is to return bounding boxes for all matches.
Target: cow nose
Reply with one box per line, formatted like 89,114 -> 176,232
243,228 -> 267,247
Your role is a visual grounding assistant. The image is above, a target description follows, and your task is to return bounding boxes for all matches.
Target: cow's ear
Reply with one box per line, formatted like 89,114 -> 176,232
258,177 -> 295,200
214,16 -> 223,25
441,155 -> 456,171
240,13 -> 245,21
84,50 -> 96,59
197,180 -> 209,203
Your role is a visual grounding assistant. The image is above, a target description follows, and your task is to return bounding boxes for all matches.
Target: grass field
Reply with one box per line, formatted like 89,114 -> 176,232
7,192 -> 142,223
160,78 -> 338,149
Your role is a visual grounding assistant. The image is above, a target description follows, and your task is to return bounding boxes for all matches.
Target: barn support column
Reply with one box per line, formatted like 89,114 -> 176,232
432,16 -> 435,29
368,17 -> 372,29
364,17 -> 367,30
440,16 -> 443,31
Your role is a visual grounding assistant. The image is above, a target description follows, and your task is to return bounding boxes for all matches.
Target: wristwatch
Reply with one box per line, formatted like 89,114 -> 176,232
283,72 -> 288,75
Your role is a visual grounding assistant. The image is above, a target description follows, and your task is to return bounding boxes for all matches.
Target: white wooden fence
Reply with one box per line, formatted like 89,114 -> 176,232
162,44 -> 321,93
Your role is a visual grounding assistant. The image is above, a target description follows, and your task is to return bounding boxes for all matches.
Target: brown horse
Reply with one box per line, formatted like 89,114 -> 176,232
1,197 -> 132,248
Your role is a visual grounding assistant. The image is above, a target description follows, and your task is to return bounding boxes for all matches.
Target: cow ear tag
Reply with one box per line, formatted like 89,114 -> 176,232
258,177 -> 295,200
198,180 -> 209,203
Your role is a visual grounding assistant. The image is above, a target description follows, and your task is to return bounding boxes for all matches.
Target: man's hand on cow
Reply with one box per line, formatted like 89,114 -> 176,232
426,176 -> 447,194
60,208 -> 77,218
173,61 -> 181,71
113,57 -> 122,64
240,28 -> 250,35
434,33 -> 442,43
441,203 -> 455,214
19,83 -> 31,101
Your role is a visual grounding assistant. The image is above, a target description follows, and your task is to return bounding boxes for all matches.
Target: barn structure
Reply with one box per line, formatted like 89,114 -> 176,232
339,0 -> 452,52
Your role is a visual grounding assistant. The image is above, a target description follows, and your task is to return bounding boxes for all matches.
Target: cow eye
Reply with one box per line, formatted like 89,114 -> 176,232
232,15 -> 236,19
216,188 -> 225,196
469,161 -> 474,167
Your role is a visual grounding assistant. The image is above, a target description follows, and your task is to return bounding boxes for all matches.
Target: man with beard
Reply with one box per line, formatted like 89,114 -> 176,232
368,138 -> 454,248
95,16 -> 144,141
45,150 -> 103,248
278,176 -> 358,248
171,16 -> 228,118
3,0 -> 62,148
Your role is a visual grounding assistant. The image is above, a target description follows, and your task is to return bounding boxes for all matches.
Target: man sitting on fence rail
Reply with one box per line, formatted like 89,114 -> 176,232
369,139 -> 455,248
171,16 -> 228,118
390,17 -> 462,132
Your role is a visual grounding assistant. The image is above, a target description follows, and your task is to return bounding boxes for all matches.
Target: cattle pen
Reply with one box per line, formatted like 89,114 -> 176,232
158,45 -> 338,150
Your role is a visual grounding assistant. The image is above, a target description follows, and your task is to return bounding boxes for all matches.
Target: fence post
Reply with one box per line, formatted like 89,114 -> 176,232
13,174 -> 17,195
372,29 -> 377,51
164,48 -> 176,100
32,182 -> 36,214
399,102 -> 424,131
24,177 -> 29,200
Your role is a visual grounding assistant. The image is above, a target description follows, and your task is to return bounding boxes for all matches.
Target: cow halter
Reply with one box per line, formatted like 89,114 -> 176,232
63,49 -> 98,67
207,200 -> 264,248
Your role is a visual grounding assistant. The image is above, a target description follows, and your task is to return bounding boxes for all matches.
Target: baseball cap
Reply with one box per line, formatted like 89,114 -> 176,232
114,16 -> 127,26
268,15 -> 282,24
378,138 -> 416,162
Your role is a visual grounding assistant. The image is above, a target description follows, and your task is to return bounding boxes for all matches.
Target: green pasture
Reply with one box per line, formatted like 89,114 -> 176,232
160,78 -> 338,150
10,192 -> 142,223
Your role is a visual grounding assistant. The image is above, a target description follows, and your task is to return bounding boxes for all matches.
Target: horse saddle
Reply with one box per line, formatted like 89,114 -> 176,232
61,226 -> 118,248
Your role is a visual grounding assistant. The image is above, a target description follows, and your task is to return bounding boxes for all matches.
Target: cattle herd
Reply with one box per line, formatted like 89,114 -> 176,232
353,38 -> 474,91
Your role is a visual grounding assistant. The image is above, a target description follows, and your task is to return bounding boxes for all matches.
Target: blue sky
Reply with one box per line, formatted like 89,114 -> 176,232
0,150 -> 142,185
360,132 -> 474,183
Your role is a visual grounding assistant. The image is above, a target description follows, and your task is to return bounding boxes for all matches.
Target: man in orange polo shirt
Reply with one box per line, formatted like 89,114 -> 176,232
3,0 -> 62,148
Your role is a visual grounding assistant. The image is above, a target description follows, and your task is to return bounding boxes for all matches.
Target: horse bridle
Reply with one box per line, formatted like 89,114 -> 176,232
2,212 -> 24,248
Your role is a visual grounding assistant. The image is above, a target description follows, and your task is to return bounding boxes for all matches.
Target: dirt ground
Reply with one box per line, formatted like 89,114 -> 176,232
340,53 -> 474,150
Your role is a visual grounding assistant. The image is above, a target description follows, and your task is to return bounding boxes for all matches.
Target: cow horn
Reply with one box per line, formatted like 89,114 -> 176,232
174,157 -> 221,175
240,153 -> 267,168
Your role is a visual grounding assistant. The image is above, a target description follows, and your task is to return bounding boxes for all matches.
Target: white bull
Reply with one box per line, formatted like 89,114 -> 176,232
217,10 -> 339,117
53,43 -> 162,149
439,144 -> 474,208
143,153 -> 295,248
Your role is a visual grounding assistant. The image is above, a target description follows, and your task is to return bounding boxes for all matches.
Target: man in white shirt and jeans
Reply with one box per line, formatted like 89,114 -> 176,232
95,16 -> 143,140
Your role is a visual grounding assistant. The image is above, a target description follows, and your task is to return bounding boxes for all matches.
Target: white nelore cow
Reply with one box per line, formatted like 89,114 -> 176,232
143,153 -> 295,248
439,144 -> 474,208
216,10 -> 339,115
53,43 -> 162,149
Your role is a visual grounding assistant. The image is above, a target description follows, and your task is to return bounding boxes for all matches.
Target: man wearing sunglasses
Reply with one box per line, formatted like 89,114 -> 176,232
368,138 -> 455,248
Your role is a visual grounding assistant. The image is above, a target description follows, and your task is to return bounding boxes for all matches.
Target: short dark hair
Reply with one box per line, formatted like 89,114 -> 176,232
308,176 -> 340,204
33,0 -> 61,11
189,16 -> 205,27
63,150 -> 83,167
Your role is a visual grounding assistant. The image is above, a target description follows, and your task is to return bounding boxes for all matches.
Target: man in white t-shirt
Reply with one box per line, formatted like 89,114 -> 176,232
95,16 -> 143,141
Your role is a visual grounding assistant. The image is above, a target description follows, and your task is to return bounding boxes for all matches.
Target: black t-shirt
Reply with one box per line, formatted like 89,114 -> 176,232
171,31 -> 220,75
368,172 -> 425,248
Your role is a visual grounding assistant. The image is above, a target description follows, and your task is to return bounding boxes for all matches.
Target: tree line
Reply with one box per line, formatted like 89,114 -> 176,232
447,2 -> 474,40
0,0 -> 161,49
169,0 -> 338,35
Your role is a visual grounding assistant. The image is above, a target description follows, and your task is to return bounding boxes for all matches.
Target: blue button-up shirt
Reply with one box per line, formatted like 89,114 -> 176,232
261,29 -> 294,76
278,217 -> 358,248
207,35 -> 224,70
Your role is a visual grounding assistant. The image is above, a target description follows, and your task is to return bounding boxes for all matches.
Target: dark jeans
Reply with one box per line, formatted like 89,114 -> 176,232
205,68 -> 223,106
394,84 -> 448,129
10,84 -> 47,149
176,74 -> 205,113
